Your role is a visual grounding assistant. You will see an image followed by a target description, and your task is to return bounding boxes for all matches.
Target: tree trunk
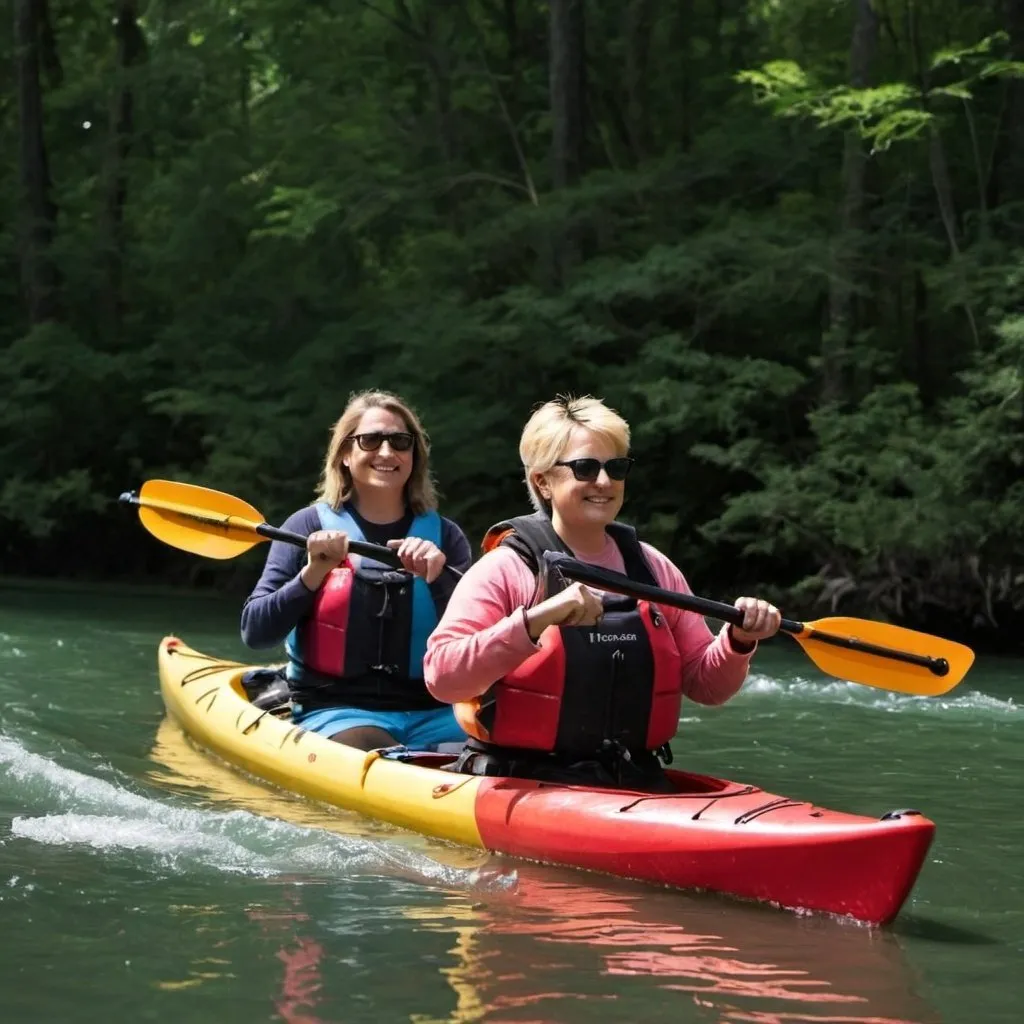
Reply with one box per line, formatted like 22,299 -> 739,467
906,0 -> 980,349
623,0 -> 655,162
15,0 -> 61,325
912,270 -> 932,404
503,0 -> 518,65
988,0 -> 1024,206
419,7 -> 460,168
927,127 -> 980,348
239,22 -> 251,153
671,0 -> 693,152
710,0 -> 723,65
104,0 -> 147,338
821,0 -> 877,404
549,0 -> 586,190
547,0 -> 587,282
1010,0 -> 1024,198
38,0 -> 61,86
499,0 -> 524,133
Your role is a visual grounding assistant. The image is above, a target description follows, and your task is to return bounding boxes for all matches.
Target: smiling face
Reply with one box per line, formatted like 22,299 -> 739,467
341,407 -> 415,499
530,426 -> 626,538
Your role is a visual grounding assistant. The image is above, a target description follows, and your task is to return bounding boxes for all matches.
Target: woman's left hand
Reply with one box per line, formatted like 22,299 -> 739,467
731,597 -> 782,646
387,537 -> 447,583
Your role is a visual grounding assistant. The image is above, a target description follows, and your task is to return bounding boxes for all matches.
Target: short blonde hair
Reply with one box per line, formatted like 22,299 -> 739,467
316,390 -> 438,515
519,395 -> 631,512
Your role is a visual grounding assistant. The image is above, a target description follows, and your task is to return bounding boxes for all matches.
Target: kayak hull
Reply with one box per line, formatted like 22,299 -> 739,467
157,637 -> 933,924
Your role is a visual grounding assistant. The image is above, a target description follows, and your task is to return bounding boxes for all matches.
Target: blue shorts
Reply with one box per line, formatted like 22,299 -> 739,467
293,704 -> 466,751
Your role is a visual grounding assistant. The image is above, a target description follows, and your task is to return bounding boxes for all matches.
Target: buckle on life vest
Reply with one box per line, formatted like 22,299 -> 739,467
601,738 -> 633,763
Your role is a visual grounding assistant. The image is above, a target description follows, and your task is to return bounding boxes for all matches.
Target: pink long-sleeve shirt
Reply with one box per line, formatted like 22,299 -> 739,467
424,534 -> 754,705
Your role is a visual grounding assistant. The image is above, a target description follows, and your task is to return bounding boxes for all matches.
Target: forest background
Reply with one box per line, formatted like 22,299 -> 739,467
4,0 -> 1024,649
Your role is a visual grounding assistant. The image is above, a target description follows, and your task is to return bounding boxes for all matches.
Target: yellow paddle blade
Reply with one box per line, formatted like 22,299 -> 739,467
792,617 -> 975,696
136,479 -> 266,559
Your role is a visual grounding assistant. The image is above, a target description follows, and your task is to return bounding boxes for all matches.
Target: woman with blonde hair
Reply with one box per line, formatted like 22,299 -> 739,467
241,390 -> 471,750
424,395 -> 780,790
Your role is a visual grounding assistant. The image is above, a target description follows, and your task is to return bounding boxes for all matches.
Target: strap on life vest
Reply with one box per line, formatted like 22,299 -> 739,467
482,512 -> 652,586
315,502 -> 442,678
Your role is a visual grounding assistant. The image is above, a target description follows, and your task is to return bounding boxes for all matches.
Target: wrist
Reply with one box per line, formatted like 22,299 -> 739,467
728,625 -> 756,654
523,606 -> 547,642
300,564 -> 328,592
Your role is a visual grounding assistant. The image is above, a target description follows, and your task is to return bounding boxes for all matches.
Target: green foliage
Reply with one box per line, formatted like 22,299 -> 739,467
739,31 -> 1024,152
2,0 -> 1024,641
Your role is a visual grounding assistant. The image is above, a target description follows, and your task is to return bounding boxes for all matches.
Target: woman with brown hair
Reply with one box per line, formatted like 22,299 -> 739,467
241,390 -> 472,750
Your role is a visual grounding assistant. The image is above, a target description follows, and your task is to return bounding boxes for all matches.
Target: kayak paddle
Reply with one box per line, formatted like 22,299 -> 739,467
549,553 -> 974,696
122,481 -> 973,694
120,479 -> 405,567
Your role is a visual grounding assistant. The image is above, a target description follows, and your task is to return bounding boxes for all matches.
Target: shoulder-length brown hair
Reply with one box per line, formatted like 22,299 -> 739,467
315,390 -> 438,515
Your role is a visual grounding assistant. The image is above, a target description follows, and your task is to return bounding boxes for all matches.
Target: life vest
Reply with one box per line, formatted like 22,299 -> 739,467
285,503 -> 442,705
454,513 -> 683,757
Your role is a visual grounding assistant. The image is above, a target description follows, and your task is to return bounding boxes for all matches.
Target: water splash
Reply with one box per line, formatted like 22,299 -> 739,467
0,735 -> 515,893
740,673 -> 1017,716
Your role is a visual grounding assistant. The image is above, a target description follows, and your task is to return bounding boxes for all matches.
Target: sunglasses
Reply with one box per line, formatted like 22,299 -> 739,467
554,457 -> 634,482
346,431 -> 415,453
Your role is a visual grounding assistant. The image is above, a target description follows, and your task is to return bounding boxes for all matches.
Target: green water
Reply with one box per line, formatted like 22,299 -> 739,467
0,585 -> 1020,1023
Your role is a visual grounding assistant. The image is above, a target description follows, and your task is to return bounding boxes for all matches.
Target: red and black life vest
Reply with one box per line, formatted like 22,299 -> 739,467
454,513 -> 683,757
285,503 -> 443,711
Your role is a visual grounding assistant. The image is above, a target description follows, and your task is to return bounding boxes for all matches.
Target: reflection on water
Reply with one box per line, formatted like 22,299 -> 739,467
248,897 -> 327,1024
402,874 -> 941,1024
149,717 -> 941,1024
235,875 -> 940,1024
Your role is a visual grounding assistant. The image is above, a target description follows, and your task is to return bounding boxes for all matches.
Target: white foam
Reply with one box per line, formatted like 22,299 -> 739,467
12,813 -> 272,873
0,735 -> 515,893
740,673 -> 1017,715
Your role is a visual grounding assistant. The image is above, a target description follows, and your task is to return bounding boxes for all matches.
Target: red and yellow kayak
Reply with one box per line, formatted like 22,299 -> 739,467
157,636 -> 934,924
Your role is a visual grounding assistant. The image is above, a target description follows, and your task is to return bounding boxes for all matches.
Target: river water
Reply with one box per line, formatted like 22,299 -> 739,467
0,585 -> 1020,1023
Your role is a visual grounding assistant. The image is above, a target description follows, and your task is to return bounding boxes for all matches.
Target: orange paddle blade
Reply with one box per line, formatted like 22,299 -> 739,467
136,479 -> 267,559
792,617 -> 975,696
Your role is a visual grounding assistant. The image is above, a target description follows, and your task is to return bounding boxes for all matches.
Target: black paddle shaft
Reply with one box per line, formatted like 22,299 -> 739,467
253,522 -> 405,568
549,553 -> 949,676
118,491 -> 403,568
118,491 -> 468,577
253,517 -> 467,580
549,553 -> 751,627
255,523 -> 464,580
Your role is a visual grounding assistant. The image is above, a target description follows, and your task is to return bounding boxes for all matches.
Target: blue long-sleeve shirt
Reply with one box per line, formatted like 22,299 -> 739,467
240,503 -> 473,651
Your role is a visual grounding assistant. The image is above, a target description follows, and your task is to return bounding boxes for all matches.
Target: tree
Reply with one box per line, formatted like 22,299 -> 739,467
14,0 -> 60,324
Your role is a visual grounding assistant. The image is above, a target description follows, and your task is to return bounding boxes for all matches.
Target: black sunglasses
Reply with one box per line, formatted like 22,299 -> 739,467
346,431 -> 415,453
554,457 -> 634,482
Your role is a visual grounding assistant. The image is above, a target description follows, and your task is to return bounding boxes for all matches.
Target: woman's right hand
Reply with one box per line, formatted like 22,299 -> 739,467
300,530 -> 350,591
524,583 -> 604,640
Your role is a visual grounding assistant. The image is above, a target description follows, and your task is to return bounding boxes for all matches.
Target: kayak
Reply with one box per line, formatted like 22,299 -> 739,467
157,636 -> 934,924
